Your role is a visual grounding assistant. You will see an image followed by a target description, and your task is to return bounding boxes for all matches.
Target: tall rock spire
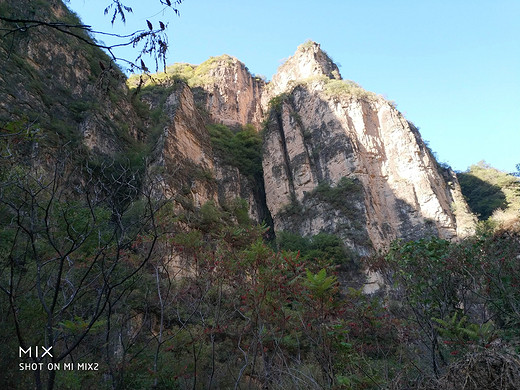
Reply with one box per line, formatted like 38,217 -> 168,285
264,41 -> 342,104
262,42 -> 476,255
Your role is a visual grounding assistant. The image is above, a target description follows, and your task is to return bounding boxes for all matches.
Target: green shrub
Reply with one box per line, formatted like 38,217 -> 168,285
458,161 -> 520,221
282,75 -> 378,102
312,177 -> 362,217
199,200 -> 223,229
276,231 -> 311,253
127,55 -> 236,90
323,79 -> 377,100
208,123 -> 263,179
225,197 -> 250,226
268,93 -> 289,113
69,101 -> 99,122
277,231 -> 351,264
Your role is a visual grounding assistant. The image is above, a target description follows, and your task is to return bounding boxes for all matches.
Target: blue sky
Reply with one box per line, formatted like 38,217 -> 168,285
67,0 -> 520,173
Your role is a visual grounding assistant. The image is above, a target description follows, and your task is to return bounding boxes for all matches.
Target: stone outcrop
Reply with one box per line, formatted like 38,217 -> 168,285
261,42 -> 475,253
147,82 -> 216,206
263,41 -> 341,106
145,81 -> 267,220
195,55 -> 265,130
0,0 -> 140,156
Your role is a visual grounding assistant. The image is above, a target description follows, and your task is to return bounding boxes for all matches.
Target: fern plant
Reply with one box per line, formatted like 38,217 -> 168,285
433,311 -> 495,346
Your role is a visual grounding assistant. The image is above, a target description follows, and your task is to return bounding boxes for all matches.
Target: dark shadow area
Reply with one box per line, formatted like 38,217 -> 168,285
457,172 -> 507,220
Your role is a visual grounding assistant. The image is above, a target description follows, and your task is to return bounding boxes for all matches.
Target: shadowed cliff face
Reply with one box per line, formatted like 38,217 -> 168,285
141,81 -> 268,222
0,0 -> 142,155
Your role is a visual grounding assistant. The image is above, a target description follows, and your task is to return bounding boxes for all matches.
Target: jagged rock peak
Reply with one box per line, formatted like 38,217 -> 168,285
267,41 -> 342,99
127,54 -> 265,129
196,54 -> 245,78
195,55 -> 265,130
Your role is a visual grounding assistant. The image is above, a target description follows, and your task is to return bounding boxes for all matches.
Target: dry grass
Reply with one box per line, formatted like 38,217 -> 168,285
416,349 -> 520,390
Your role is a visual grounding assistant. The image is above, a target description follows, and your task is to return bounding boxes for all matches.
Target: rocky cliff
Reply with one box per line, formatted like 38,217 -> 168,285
261,43 -> 475,253
0,0 -> 474,263
142,81 -> 268,221
0,0 -> 141,156
262,41 -> 341,106
194,55 -> 265,130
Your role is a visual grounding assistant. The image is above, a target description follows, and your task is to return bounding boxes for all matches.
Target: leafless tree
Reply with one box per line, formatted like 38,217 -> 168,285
0,0 -> 183,72
0,150 -> 170,390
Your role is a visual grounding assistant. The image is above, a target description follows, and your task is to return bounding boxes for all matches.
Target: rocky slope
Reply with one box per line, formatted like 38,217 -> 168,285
0,0 -> 141,156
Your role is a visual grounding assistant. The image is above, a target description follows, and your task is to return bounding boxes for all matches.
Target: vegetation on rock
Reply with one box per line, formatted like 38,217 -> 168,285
458,161 -> 520,227
279,74 -> 379,102
208,123 -> 263,180
277,231 -> 353,264
127,54 -> 236,89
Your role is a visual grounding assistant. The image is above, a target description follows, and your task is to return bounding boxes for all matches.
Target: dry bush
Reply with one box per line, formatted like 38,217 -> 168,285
416,348 -> 520,390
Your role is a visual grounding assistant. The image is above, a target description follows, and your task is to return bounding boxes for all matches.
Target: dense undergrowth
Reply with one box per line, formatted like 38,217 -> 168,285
1,146 -> 519,390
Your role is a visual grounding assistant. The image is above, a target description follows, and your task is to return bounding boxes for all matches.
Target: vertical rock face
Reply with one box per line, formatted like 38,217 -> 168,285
145,81 -> 266,219
262,42 -> 475,252
195,55 -> 265,130
0,0 -> 141,156
148,82 -> 217,207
